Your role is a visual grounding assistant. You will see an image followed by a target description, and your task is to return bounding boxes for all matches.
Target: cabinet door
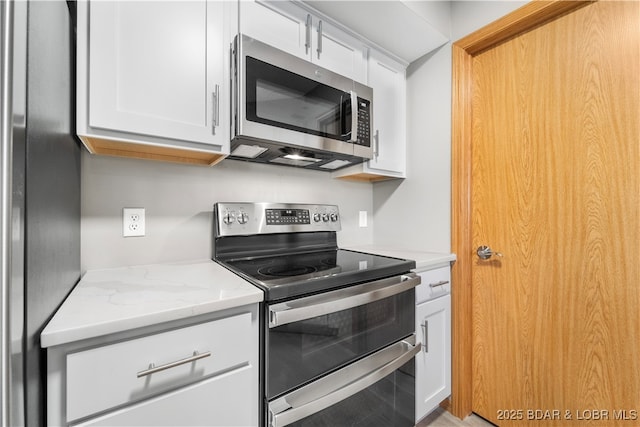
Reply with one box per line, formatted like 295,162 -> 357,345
415,294 -> 451,422
240,1 -> 367,83
240,0 -> 309,60
366,49 -> 406,176
88,0 -> 225,146
311,18 -> 367,83
77,366 -> 256,426
66,312 -> 253,421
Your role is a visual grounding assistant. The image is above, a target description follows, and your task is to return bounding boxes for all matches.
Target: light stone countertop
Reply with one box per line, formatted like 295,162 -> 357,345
345,245 -> 456,272
41,260 -> 263,348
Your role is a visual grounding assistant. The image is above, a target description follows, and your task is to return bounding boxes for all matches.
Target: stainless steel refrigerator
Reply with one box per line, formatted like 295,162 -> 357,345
1,1 -> 81,425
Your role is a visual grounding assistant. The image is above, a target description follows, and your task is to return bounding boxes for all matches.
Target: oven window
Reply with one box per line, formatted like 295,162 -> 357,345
245,57 -> 352,140
267,288 -> 414,399
289,359 -> 415,427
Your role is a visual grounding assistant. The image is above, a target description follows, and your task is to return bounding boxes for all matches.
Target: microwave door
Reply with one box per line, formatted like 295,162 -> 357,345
245,57 -> 349,143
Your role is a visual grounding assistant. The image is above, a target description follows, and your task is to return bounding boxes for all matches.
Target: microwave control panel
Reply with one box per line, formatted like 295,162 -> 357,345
356,98 -> 371,147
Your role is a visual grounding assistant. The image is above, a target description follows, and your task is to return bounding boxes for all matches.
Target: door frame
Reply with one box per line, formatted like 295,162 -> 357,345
449,0 -> 592,419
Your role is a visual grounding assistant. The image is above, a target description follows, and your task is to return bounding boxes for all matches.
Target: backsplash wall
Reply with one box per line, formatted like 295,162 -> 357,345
81,152 -> 374,271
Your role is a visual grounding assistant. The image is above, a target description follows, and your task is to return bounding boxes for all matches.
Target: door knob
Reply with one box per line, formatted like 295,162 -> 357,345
477,245 -> 503,260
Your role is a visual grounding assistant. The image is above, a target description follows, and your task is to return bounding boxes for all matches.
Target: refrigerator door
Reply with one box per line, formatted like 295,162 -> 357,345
1,1 -> 25,425
2,2 -> 79,425
23,1 -> 81,426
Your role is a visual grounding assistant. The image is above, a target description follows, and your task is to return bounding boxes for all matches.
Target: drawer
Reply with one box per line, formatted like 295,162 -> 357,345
66,312 -> 253,422
415,266 -> 451,304
77,365 -> 256,427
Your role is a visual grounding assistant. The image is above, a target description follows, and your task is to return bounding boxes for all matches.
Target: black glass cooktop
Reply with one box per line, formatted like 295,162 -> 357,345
219,249 -> 415,301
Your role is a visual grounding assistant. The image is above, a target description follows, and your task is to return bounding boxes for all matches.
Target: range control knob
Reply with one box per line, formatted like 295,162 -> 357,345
313,213 -> 321,222
237,212 -> 249,224
330,213 -> 339,222
223,213 -> 235,225
322,213 -> 329,222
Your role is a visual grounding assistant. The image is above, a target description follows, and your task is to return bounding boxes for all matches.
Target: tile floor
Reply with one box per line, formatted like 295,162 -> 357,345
417,408 -> 496,427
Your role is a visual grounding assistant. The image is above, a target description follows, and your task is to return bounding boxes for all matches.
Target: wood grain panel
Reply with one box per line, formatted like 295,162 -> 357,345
455,1 -> 593,55
469,1 -> 639,425
450,1 -> 591,418
81,136 -> 226,166
450,42 -> 475,420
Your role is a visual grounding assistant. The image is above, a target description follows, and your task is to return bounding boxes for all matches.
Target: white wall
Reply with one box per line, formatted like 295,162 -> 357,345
371,1 -> 526,253
81,153 -> 374,271
451,1 -> 527,41
372,43 -> 453,252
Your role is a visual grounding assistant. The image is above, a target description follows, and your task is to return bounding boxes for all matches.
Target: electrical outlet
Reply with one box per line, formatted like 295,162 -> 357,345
359,211 -> 368,228
123,208 -> 145,237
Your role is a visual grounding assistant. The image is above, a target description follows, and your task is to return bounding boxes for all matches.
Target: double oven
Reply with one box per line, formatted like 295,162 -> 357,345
213,203 -> 421,426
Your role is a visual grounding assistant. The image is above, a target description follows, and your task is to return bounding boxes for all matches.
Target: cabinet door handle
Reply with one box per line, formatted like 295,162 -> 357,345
305,14 -> 311,55
316,20 -> 323,59
421,322 -> 429,353
137,351 -> 211,378
374,129 -> 380,160
212,85 -> 220,135
429,280 -> 450,288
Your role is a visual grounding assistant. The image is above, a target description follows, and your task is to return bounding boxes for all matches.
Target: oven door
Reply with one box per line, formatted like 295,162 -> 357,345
268,335 -> 419,427
266,273 -> 420,400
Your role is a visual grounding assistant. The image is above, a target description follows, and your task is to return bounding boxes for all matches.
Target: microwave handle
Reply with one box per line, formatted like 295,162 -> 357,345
348,90 -> 358,143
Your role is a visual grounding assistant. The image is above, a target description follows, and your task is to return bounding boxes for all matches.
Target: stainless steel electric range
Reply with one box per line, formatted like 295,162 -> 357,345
212,202 -> 421,427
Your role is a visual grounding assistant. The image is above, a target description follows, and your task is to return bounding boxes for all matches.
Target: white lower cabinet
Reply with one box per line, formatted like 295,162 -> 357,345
46,305 -> 259,426
76,367 -> 254,427
415,267 -> 452,423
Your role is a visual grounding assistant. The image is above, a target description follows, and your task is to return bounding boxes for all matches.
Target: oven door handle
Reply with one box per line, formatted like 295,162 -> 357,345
269,273 -> 420,328
268,334 -> 420,427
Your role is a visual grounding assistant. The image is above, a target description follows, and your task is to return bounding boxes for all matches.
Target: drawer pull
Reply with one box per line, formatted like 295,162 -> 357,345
136,351 -> 211,378
429,280 -> 450,288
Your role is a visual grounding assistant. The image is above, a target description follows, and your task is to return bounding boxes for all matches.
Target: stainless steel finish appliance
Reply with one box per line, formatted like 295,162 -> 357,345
213,203 -> 420,426
1,2 -> 80,425
230,35 -> 373,171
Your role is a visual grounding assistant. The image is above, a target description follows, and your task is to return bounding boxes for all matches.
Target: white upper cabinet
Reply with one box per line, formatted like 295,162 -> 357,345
333,50 -> 407,181
365,50 -> 406,176
77,0 -> 234,165
239,0 -> 308,59
239,0 -> 367,83
309,18 -> 367,83
303,0 -> 449,64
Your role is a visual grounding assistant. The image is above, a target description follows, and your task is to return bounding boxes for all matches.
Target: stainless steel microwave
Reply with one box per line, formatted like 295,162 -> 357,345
230,34 -> 373,171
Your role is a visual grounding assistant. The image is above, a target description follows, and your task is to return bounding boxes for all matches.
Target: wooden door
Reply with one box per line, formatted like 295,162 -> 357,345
452,1 -> 639,425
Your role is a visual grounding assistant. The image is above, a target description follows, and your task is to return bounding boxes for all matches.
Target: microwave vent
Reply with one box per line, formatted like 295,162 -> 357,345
231,144 -> 268,159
